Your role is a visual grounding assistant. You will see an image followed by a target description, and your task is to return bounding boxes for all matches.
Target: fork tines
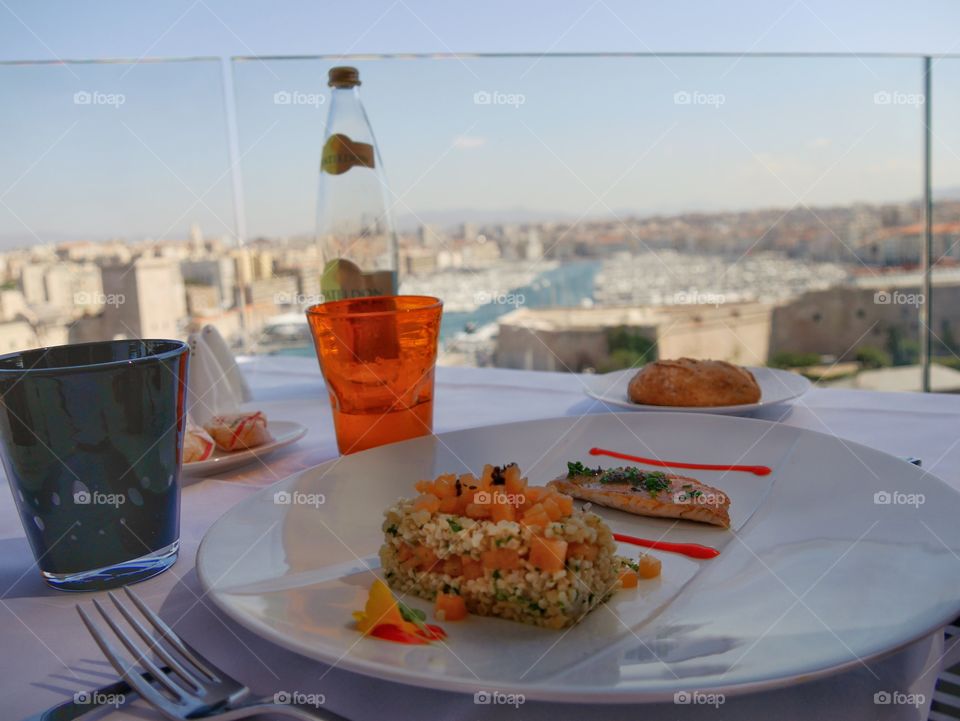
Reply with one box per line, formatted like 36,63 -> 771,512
76,586 -> 226,714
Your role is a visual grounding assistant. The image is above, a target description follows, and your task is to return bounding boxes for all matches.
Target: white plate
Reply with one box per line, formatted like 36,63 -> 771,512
196,413 -> 960,702
181,420 -> 307,476
583,366 -> 812,414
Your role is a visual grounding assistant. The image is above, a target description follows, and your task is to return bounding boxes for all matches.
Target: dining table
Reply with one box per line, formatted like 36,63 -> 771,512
3,355 -> 960,721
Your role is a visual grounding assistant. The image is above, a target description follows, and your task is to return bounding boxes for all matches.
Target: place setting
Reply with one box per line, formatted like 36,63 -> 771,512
4,282 -> 960,719
180,326 -> 308,478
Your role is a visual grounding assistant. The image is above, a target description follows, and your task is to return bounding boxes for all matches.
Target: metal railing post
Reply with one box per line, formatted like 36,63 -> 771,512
922,56 -> 934,393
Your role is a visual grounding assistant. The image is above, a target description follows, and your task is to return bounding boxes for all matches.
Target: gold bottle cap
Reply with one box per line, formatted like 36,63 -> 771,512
328,66 -> 361,88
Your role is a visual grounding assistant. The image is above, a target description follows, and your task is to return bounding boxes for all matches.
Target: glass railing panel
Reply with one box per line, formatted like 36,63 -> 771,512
232,54 -> 927,390
0,53 -> 936,390
0,58 -> 236,349
930,57 -> 960,392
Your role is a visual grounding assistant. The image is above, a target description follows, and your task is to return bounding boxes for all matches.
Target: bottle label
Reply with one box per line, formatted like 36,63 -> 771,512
320,259 -> 396,301
321,134 -> 375,175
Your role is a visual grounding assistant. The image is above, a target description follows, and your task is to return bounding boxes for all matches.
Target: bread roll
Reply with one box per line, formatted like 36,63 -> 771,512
628,358 -> 761,407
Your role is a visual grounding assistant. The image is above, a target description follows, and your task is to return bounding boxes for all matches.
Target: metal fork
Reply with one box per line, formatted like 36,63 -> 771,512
77,587 -> 347,720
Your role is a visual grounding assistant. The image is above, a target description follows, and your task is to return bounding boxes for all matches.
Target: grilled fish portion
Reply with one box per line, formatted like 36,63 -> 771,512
548,464 -> 730,528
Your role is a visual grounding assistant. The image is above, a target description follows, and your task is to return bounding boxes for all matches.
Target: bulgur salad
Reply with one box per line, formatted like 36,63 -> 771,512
373,463 -> 657,632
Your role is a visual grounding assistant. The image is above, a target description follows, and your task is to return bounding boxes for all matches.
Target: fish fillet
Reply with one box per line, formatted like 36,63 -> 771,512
549,466 -> 730,528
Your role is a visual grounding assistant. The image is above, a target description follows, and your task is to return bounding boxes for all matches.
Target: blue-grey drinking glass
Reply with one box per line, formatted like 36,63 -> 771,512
0,339 -> 189,591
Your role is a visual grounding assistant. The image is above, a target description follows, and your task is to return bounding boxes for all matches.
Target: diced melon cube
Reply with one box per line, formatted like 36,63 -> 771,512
529,536 -> 568,572
638,554 -> 662,579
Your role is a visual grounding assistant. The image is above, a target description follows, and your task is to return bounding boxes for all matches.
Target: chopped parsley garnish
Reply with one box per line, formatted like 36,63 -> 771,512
495,535 -> 513,547
626,560 -> 640,572
597,467 -> 672,495
447,518 -> 463,533
638,471 -> 671,495
566,460 -> 673,495
492,569 -> 502,580
619,466 -> 643,483
386,524 -> 398,536
495,591 -> 509,601
398,601 -> 426,624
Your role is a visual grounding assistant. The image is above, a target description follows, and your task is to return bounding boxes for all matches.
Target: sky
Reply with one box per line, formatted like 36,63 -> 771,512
2,1 -> 960,245
4,1 -> 960,59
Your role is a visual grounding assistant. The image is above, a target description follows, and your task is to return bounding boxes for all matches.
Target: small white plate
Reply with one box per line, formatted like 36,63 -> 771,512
181,420 -> 307,477
583,366 -> 811,414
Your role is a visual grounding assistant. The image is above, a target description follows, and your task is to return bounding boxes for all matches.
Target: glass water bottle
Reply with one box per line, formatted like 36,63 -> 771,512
315,66 -> 398,302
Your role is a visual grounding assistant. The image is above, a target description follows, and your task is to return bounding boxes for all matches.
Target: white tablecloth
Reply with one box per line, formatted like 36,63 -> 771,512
4,357 -> 960,720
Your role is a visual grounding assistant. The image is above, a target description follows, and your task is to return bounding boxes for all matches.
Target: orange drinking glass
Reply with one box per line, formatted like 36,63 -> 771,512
306,296 -> 443,455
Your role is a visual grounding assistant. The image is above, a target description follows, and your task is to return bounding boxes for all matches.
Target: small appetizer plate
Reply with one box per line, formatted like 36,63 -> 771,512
181,420 -> 307,477
197,412 -> 960,703
583,365 -> 811,414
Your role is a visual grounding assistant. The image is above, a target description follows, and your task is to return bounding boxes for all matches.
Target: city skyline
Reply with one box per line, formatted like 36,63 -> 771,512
0,190 -> 942,252
0,188 -> 951,252
0,191 -> 955,389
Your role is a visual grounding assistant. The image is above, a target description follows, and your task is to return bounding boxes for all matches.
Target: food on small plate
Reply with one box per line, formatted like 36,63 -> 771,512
627,358 -> 761,407
550,462 -> 731,528
183,425 -> 215,463
379,463 -> 638,630
203,411 -> 273,452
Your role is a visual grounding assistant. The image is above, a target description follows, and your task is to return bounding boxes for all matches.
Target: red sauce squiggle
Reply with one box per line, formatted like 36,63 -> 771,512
613,533 -> 720,560
590,447 -> 771,476
370,623 -> 447,645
